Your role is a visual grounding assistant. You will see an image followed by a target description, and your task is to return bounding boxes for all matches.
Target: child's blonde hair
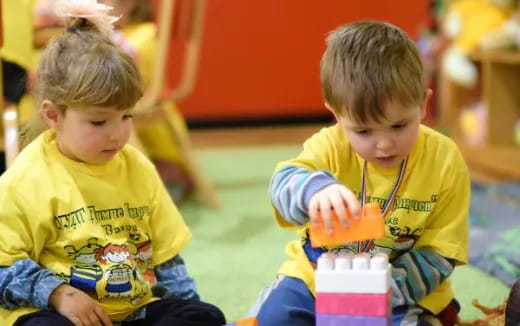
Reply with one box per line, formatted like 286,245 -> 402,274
320,21 -> 425,123
23,16 -> 143,143
36,17 -> 143,109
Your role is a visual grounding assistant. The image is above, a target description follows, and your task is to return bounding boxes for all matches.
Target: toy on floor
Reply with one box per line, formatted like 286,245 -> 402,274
457,279 -> 520,326
223,317 -> 258,326
309,203 -> 385,247
315,252 -> 392,325
457,299 -> 506,326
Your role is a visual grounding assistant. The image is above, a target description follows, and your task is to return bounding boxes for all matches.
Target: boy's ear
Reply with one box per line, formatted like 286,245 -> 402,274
324,102 -> 341,123
421,89 -> 433,120
40,100 -> 62,129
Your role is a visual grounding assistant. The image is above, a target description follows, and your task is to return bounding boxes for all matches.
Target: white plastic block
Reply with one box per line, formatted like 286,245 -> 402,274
315,252 -> 391,294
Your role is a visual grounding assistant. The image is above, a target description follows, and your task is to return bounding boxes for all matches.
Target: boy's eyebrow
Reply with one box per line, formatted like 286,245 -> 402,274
343,122 -> 368,129
390,119 -> 408,125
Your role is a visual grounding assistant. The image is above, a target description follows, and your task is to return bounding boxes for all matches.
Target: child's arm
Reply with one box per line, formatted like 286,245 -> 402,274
270,165 -> 360,231
0,259 -> 64,310
0,259 -> 112,325
391,151 -> 471,307
153,255 -> 199,301
390,248 -> 456,307
269,165 -> 338,226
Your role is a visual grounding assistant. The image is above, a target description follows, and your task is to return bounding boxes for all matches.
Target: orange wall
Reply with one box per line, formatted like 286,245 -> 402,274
169,0 -> 430,121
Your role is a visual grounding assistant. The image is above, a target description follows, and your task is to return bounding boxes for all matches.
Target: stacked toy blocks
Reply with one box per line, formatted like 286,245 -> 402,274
315,252 -> 392,326
223,317 -> 258,326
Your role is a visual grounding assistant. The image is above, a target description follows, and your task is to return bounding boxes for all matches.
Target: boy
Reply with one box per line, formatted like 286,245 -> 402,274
254,21 -> 470,326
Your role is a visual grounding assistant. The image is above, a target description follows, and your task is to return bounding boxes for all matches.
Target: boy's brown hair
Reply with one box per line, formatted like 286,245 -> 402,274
320,21 -> 425,123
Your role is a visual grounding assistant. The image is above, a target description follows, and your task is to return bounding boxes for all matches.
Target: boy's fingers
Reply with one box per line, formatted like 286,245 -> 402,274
319,199 -> 334,234
341,188 -> 361,219
308,197 -> 320,224
330,194 -> 349,228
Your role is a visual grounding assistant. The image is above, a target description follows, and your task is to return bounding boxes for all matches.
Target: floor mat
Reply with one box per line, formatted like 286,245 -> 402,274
176,146 -> 513,322
469,182 -> 520,286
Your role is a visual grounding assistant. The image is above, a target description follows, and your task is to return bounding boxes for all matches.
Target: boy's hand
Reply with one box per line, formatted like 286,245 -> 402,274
49,284 -> 112,326
309,184 -> 361,234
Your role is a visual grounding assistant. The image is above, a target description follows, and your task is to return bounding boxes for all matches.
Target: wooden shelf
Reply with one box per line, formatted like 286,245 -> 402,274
439,50 -> 520,181
458,141 -> 520,181
470,50 -> 520,64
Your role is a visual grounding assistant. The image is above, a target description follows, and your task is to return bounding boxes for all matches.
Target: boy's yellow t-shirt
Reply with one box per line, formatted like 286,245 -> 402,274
274,124 -> 470,314
0,130 -> 191,324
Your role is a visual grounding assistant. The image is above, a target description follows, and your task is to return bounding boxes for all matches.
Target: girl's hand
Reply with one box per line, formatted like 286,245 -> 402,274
309,184 -> 361,234
49,284 -> 113,326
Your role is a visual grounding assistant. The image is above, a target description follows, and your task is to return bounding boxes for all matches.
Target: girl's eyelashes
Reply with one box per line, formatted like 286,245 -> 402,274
89,114 -> 132,126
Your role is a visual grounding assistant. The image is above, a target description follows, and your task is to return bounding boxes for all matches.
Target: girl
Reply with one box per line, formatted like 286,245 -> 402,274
0,1 -> 225,325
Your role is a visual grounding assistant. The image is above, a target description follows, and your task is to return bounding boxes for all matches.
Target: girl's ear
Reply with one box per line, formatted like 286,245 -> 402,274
40,100 -> 62,130
421,89 -> 433,120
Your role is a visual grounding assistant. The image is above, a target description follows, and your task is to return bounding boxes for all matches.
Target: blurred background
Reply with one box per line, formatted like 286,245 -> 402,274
1,0 -> 519,323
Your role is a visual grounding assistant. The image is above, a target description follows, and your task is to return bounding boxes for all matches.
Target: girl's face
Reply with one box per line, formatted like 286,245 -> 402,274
42,101 -> 133,164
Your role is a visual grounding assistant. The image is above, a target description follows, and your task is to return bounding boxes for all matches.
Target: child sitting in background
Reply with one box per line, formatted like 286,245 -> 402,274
0,1 -> 225,325
251,21 -> 471,326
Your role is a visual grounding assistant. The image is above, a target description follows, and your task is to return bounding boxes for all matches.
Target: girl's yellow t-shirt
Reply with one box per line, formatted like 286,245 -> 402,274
0,130 -> 191,324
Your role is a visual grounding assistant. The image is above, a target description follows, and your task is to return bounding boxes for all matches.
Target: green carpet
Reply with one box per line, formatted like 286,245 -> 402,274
178,145 -> 510,322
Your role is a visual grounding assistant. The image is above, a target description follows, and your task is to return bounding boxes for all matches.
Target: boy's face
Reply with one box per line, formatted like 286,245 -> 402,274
332,92 -> 430,169
42,101 -> 133,164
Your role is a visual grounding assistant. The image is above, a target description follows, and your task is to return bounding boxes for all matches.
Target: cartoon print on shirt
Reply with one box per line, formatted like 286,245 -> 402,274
372,221 -> 424,259
389,225 -> 422,251
126,233 -> 156,284
97,244 -> 134,298
62,238 -> 104,296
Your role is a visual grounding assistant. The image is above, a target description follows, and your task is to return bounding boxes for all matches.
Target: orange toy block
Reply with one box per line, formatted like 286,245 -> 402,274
309,203 -> 385,247
224,318 -> 258,326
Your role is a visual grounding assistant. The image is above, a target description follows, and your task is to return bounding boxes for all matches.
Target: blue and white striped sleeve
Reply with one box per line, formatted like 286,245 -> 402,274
269,165 -> 338,226
391,248 -> 456,307
0,259 -> 65,310
154,255 -> 199,301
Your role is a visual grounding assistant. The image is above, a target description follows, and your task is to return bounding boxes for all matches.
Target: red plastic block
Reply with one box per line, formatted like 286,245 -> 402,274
310,203 -> 385,247
316,291 -> 391,316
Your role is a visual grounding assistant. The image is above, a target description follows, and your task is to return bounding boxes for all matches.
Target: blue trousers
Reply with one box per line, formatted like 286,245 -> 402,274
255,276 -> 440,326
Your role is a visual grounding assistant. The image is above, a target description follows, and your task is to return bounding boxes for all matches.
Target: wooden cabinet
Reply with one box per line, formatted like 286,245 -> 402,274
439,51 -> 520,181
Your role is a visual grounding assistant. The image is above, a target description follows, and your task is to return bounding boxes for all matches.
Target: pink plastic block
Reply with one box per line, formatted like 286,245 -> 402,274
316,313 -> 390,326
316,291 -> 391,316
